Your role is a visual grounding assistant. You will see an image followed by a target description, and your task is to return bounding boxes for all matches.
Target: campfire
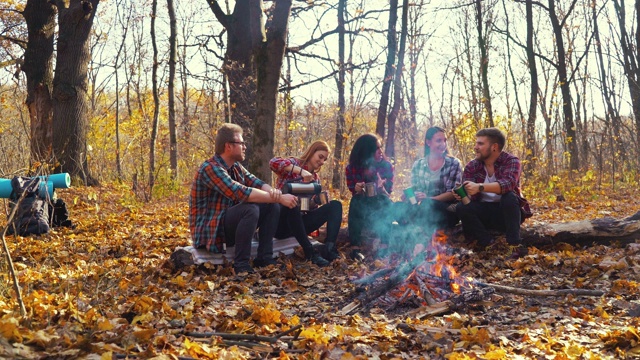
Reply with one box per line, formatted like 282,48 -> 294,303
341,230 -> 603,318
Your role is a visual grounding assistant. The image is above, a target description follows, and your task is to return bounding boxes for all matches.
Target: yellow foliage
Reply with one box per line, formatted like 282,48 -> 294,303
299,325 -> 330,345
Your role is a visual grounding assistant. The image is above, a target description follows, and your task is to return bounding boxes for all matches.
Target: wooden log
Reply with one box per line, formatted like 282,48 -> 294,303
522,211 -> 640,247
475,282 -> 604,297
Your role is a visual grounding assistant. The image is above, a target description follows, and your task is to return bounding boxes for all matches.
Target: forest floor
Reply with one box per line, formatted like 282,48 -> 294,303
0,181 -> 639,359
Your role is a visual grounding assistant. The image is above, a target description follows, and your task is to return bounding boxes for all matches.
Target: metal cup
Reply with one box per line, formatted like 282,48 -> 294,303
364,182 -> 376,197
319,191 -> 329,205
403,187 -> 417,205
454,184 -> 471,205
299,196 -> 310,211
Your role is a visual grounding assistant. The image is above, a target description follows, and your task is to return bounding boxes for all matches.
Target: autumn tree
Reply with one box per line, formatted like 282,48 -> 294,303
51,0 -> 100,185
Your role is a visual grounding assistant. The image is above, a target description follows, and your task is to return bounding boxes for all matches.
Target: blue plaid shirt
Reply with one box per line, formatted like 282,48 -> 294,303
189,154 -> 265,252
411,156 -> 463,196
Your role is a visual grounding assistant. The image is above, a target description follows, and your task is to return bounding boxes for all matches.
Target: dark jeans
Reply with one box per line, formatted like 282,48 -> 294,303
275,200 -> 343,256
399,198 -> 459,230
348,194 -> 397,246
455,191 -> 521,246
224,202 -> 280,268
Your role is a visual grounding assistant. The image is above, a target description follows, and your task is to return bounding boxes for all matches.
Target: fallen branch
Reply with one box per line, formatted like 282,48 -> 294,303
475,282 -> 605,297
353,268 -> 394,286
185,325 -> 302,343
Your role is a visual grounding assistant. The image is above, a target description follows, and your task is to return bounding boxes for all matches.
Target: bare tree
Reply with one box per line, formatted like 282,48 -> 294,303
375,0 -> 398,138
386,0 -> 409,159
167,0 -> 178,180
332,0 -> 347,189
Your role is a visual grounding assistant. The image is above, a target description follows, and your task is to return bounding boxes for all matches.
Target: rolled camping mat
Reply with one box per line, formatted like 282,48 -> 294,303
38,181 -> 54,199
39,173 -> 71,189
0,179 -> 11,198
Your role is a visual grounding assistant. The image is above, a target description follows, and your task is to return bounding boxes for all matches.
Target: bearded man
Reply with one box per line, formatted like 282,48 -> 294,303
454,127 -> 531,258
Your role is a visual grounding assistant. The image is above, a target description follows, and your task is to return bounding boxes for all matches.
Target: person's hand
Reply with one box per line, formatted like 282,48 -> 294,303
300,169 -> 314,182
452,189 -> 461,201
376,173 -> 386,189
464,181 -> 480,196
415,191 -> 427,202
280,194 -> 298,209
354,182 -> 365,194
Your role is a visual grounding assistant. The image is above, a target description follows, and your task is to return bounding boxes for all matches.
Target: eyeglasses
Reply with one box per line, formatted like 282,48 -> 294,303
229,141 -> 247,147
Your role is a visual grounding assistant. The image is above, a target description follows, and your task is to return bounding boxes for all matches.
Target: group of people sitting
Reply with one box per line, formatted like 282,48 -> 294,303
189,123 -> 532,274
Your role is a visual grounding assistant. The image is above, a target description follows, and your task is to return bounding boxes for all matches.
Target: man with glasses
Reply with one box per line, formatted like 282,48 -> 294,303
189,123 -> 298,274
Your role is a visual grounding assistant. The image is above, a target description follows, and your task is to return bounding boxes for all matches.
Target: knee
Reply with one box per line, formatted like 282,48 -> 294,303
329,200 -> 343,216
500,192 -> 519,208
245,203 -> 261,220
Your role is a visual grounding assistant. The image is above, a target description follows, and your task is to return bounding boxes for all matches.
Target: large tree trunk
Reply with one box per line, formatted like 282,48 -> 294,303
22,0 -> 56,165
167,0 -> 178,180
206,0 -> 263,168
386,0 -> 409,159
332,0 -> 346,189
52,0 -> 100,185
252,0 -> 292,182
375,0 -> 398,138
613,0 -> 640,163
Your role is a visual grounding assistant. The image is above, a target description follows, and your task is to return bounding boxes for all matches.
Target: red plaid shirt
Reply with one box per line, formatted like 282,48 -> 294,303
463,151 -> 532,218
189,154 -> 265,253
269,157 -> 319,189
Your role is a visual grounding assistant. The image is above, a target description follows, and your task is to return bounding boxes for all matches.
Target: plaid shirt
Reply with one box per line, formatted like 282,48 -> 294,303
189,154 -> 265,253
463,151 -> 522,200
269,157 -> 320,189
345,159 -> 394,195
411,156 -> 463,196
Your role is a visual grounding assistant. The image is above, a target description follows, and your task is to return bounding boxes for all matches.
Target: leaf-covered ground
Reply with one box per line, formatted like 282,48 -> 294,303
0,183 -> 639,359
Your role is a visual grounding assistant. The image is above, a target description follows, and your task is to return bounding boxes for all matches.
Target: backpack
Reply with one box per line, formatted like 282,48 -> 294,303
6,177 -> 51,236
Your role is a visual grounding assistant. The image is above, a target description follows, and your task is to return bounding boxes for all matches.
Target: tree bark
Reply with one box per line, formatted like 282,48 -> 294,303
332,0 -> 346,189
386,0 -> 409,159
22,0 -> 56,165
149,0 -> 160,199
167,0 -> 178,180
548,0 -> 580,170
206,0 -> 262,168
52,0 -> 100,185
375,0 -> 398,138
251,0 -> 292,182
475,0 -> 494,127
525,0 -> 538,177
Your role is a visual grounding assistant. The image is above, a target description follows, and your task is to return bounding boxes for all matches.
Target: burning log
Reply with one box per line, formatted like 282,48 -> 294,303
474,282 -> 604,297
410,286 -> 496,319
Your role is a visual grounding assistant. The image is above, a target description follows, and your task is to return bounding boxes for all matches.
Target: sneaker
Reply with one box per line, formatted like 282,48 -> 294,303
234,264 -> 255,274
350,250 -> 365,262
509,245 -> 529,259
253,257 -> 278,268
309,253 -> 330,267
325,250 -> 340,262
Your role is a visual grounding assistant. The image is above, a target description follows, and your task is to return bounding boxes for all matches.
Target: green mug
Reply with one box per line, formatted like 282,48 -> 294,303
404,187 -> 417,205
454,184 -> 471,205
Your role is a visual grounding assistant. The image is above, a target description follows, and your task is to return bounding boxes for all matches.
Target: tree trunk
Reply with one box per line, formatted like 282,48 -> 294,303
252,0 -> 292,182
548,0 -> 579,170
386,0 -> 409,159
332,0 -> 346,189
206,0 -> 263,169
167,0 -> 178,180
52,0 -> 100,185
525,0 -> 538,177
475,0 -> 493,126
613,0 -> 640,162
148,0 -> 160,199
22,0 -> 56,165
375,0 -> 398,138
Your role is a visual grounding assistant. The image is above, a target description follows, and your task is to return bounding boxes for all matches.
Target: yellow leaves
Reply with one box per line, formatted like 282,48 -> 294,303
183,337 -> 216,358
133,327 -> 157,342
97,317 -> 114,331
483,348 -> 507,359
611,279 -> 640,295
599,327 -> 640,350
299,325 -> 330,345
460,326 -> 491,346
0,317 -> 22,342
251,301 -> 282,325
